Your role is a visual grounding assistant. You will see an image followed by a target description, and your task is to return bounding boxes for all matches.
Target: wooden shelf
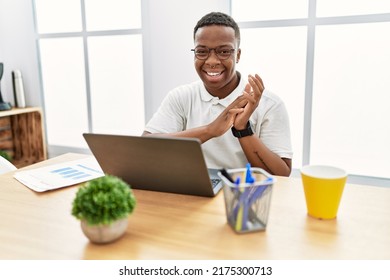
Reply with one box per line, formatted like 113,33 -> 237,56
0,107 -> 47,168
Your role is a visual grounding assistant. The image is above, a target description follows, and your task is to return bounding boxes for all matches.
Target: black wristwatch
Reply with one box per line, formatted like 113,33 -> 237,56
231,121 -> 254,138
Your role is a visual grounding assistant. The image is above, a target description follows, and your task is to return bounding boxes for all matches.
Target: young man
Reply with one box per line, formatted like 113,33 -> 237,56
143,12 -> 292,176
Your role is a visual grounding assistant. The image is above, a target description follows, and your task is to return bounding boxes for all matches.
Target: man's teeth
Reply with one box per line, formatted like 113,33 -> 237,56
207,72 -> 221,76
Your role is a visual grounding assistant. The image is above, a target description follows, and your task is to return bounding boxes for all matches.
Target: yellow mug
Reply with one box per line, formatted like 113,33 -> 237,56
301,165 -> 347,220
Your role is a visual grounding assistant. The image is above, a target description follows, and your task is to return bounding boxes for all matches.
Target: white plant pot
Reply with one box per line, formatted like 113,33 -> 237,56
80,217 -> 128,244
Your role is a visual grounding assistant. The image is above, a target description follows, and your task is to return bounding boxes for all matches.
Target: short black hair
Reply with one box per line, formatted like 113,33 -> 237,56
193,12 -> 241,47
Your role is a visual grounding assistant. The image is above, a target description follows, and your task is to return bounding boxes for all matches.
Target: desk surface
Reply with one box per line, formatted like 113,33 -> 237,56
1,153 -> 389,260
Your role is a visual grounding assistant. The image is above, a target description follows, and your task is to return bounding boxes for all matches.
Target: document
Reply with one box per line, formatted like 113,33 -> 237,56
13,157 -> 104,192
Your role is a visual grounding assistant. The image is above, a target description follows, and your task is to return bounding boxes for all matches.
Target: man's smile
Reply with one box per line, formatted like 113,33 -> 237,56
206,71 -> 222,77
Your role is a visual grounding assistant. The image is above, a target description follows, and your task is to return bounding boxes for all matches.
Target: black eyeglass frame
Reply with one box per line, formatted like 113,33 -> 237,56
191,46 -> 236,60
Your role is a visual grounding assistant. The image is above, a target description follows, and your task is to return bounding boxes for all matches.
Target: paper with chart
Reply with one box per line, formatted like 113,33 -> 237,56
13,157 -> 104,192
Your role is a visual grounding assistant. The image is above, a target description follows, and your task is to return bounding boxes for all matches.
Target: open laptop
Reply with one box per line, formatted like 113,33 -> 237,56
83,133 -> 223,197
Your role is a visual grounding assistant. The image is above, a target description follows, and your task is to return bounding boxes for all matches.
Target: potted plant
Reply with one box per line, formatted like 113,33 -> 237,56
71,174 -> 136,244
0,150 -> 12,162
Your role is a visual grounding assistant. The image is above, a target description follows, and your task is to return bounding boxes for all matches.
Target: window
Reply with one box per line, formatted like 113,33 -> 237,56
232,0 -> 390,186
317,0 -> 390,17
39,37 -> 88,148
311,22 -> 390,179
232,0 -> 308,21
232,0 -> 309,170
238,27 -> 307,169
34,0 -> 144,153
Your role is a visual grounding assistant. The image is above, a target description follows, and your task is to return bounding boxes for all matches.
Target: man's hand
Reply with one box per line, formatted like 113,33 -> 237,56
233,74 -> 264,129
207,105 -> 245,137
206,74 -> 264,138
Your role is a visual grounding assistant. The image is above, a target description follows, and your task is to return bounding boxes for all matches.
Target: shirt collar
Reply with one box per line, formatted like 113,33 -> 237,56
200,72 -> 247,107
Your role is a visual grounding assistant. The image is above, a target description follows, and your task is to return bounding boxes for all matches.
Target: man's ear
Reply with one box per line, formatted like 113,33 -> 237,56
236,48 -> 241,63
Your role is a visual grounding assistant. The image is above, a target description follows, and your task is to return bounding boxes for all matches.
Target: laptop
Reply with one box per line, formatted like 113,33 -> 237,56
83,133 -> 223,197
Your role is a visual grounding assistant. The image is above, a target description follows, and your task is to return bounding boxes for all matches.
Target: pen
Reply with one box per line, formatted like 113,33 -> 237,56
245,163 -> 255,184
220,168 -> 234,183
230,177 -> 241,218
242,163 -> 254,231
248,177 -> 273,205
235,163 -> 254,231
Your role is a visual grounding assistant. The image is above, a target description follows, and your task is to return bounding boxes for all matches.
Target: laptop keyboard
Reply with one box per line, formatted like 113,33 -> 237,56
211,178 -> 221,188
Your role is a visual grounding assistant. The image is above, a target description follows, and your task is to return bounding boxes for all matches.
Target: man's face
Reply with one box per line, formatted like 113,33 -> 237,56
193,25 -> 241,98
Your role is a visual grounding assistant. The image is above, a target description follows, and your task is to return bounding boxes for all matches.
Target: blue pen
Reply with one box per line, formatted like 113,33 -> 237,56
229,177 -> 241,224
235,187 -> 246,231
242,165 -> 255,230
245,163 -> 255,183
248,177 -> 273,210
248,185 -> 268,206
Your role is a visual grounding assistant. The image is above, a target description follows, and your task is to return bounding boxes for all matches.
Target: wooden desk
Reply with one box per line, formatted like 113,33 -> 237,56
1,153 -> 389,260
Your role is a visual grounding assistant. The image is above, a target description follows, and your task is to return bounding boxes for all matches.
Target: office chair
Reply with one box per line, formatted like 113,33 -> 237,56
0,156 -> 17,175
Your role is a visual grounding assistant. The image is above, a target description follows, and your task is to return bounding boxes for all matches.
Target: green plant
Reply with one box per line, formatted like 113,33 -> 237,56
0,150 -> 12,162
71,175 -> 136,226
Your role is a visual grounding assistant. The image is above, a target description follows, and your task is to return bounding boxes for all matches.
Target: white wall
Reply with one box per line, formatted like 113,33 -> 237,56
0,0 -> 42,107
0,0 -> 229,120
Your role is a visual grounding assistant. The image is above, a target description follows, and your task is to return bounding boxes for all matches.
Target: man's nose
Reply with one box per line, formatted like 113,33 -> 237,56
206,49 -> 220,63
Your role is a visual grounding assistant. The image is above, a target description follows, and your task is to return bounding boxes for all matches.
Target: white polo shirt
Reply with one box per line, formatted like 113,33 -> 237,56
145,75 -> 293,169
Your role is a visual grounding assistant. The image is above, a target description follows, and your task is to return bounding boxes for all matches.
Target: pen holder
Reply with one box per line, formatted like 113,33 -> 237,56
218,168 -> 275,234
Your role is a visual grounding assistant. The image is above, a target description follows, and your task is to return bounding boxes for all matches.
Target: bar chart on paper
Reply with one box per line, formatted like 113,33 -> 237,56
50,165 -> 99,180
14,157 -> 104,192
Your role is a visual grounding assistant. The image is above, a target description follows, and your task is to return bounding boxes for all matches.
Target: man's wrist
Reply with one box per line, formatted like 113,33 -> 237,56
231,121 -> 254,138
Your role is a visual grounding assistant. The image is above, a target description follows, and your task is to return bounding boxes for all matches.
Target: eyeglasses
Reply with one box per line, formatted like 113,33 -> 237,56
191,46 -> 235,60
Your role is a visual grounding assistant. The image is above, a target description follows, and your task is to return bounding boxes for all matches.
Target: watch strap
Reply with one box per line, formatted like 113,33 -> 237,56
231,121 -> 254,138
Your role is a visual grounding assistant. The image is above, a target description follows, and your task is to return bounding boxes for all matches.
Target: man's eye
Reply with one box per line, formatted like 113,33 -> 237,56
218,49 -> 231,54
196,49 -> 208,54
